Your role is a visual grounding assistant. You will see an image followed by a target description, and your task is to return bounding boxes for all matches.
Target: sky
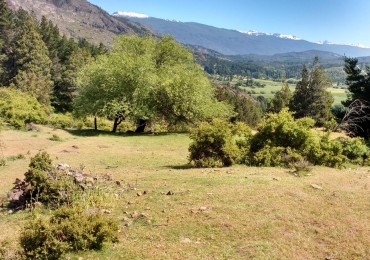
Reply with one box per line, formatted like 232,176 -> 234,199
88,0 -> 370,47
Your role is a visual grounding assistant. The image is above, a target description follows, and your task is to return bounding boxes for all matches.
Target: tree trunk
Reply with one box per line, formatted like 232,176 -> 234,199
94,117 -> 97,130
135,119 -> 147,133
112,118 -> 119,133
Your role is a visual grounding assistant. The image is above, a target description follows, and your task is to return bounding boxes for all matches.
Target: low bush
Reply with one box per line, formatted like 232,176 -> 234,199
20,206 -> 118,259
0,88 -> 49,128
189,119 -> 251,167
24,151 -> 79,206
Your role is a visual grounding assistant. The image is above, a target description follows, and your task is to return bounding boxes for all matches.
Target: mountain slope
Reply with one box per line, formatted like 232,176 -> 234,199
119,16 -> 370,57
6,0 -> 153,46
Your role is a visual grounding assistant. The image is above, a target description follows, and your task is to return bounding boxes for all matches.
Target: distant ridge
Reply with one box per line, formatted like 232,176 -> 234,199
115,14 -> 370,57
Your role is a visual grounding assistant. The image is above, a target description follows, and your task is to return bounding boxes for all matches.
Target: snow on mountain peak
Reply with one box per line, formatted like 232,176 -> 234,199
112,11 -> 149,19
238,30 -> 301,40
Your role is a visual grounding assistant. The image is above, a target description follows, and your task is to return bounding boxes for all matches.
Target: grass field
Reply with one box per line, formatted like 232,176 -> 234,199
236,79 -> 347,105
0,126 -> 369,259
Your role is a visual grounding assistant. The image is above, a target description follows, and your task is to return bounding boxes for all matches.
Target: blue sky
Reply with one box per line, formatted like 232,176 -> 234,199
89,0 -> 370,47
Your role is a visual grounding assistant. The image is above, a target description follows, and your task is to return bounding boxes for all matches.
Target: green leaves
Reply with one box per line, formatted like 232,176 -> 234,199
75,35 -> 231,131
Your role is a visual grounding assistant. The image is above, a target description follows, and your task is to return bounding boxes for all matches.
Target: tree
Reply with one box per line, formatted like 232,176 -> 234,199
74,35 -> 231,132
6,9 -> 53,105
53,48 -> 92,112
268,79 -> 292,113
0,0 -> 13,85
289,57 -> 334,125
339,57 -> 370,138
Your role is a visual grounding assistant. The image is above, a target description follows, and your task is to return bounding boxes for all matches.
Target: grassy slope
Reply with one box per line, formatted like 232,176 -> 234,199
0,126 -> 369,259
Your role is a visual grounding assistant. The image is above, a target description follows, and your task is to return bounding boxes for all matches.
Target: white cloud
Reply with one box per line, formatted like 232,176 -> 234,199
112,11 -> 149,19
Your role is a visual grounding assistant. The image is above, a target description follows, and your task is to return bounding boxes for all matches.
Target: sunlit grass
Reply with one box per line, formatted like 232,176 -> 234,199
0,126 -> 369,259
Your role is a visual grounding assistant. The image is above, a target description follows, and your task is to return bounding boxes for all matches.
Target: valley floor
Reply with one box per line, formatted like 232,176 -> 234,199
0,126 -> 369,259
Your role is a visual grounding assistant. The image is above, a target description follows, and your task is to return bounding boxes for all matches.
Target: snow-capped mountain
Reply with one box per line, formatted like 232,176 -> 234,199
238,30 -> 301,41
114,12 -> 370,57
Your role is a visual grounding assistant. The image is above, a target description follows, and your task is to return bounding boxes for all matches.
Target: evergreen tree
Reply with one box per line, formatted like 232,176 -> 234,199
0,0 -> 13,85
53,48 -> 92,112
268,79 -> 292,113
339,57 -> 370,138
289,57 -> 334,125
343,57 -> 370,105
7,9 -> 53,105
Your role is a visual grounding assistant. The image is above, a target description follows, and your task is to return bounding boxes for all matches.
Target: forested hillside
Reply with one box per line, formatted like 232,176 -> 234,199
5,0 -> 154,46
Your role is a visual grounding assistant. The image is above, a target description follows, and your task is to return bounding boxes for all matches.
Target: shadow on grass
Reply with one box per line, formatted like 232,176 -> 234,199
164,164 -> 193,170
65,129 -> 183,137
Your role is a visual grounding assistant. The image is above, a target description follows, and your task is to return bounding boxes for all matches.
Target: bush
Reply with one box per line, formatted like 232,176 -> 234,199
306,134 -> 347,168
24,151 -> 79,206
250,109 -> 314,154
0,88 -> 49,128
338,137 -> 370,165
189,119 -> 251,167
20,206 -> 118,259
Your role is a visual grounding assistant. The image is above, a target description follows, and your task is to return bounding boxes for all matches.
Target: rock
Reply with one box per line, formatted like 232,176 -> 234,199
199,206 -> 209,212
311,184 -> 323,190
72,145 -> 79,149
273,177 -> 280,181
131,211 -> 139,218
181,238 -> 192,243
137,192 -> 143,197
166,191 -> 174,196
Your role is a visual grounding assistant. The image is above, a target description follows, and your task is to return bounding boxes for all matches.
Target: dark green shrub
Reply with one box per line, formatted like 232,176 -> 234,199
189,119 -> 251,167
24,151 -> 79,206
20,206 -> 119,259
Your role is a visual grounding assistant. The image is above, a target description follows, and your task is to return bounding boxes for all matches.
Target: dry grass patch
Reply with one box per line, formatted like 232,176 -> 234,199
0,126 -> 369,259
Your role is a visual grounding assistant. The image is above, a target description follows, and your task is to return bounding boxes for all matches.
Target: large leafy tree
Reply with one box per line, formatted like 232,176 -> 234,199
74,35 -> 231,132
289,57 -> 334,125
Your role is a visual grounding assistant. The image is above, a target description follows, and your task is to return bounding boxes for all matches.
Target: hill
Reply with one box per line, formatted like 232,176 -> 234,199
118,15 -> 370,57
6,0 -> 154,46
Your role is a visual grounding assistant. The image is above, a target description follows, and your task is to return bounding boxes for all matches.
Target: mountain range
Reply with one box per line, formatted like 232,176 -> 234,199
116,14 -> 370,57
5,0 -> 370,58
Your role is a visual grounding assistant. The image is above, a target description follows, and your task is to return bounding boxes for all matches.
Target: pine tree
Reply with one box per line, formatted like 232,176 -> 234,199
339,57 -> 370,138
0,0 -> 13,85
289,57 -> 333,125
8,9 -> 53,105
53,48 -> 92,112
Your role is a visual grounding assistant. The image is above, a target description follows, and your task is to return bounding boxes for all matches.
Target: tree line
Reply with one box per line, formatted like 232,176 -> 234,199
0,0 -> 369,139
0,0 -> 105,113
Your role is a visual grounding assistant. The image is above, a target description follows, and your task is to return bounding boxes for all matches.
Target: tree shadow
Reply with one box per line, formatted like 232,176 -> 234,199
164,164 -> 193,170
65,129 -> 181,137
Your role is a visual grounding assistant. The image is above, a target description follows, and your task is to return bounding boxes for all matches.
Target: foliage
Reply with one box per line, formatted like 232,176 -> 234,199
268,79 -> 292,113
341,57 -> 370,138
0,88 -> 48,128
6,9 -> 53,105
20,206 -> 119,259
24,151 -> 79,206
289,57 -> 334,126
189,119 -> 251,167
215,85 -> 262,127
75,35 -> 232,132
338,137 -> 370,165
